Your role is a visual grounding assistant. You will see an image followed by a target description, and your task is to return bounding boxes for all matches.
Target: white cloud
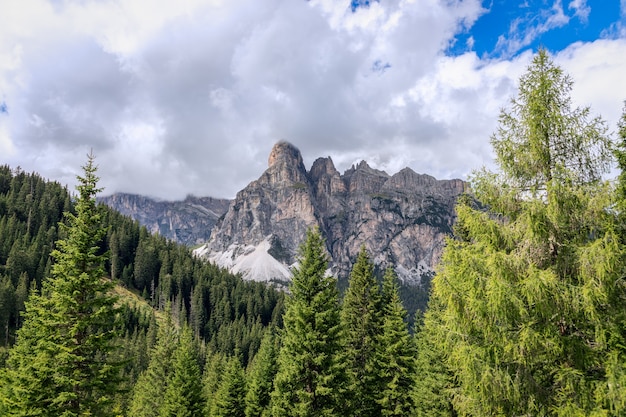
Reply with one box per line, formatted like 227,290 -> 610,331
0,0 -> 624,199
556,39 -> 626,130
568,0 -> 590,23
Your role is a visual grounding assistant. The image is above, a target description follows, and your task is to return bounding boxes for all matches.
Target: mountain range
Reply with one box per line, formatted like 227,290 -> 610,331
103,142 -> 465,289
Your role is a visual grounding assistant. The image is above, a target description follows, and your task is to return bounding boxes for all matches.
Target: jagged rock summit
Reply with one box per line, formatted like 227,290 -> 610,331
194,141 -> 465,286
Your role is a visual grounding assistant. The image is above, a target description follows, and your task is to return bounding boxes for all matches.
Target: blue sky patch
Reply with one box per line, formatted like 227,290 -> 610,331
351,0 -> 379,13
372,59 -> 391,73
448,0 -> 621,58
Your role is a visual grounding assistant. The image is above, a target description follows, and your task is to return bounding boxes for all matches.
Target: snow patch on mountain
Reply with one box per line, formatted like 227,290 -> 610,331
194,237 -> 292,284
395,260 -> 433,286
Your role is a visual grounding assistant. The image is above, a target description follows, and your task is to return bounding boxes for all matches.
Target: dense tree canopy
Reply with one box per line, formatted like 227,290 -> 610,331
1,153 -> 122,416
425,49 -> 626,416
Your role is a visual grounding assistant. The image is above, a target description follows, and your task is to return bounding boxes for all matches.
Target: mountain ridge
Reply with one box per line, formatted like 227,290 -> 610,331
98,193 -> 230,246
194,141 -> 466,288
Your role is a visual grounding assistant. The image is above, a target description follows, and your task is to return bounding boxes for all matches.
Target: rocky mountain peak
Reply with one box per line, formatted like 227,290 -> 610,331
261,141 -> 308,187
268,141 -> 303,168
195,142 -> 466,304
343,160 -> 390,194
309,156 -> 339,180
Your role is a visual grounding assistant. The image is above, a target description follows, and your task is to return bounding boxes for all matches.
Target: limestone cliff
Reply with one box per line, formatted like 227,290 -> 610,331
99,193 -> 230,246
194,141 -> 466,287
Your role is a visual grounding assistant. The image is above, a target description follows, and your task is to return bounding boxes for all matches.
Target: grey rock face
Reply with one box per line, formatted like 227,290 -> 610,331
99,193 -> 230,246
195,141 -> 466,286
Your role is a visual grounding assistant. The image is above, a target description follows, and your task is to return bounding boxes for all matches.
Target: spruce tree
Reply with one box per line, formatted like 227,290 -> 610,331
245,328 -> 279,417
0,153 -> 122,416
271,228 -> 346,417
375,268 -> 416,417
129,312 -> 178,417
340,246 -> 382,417
428,49 -> 626,415
212,354 -> 246,417
203,351 -> 227,416
160,326 -> 205,417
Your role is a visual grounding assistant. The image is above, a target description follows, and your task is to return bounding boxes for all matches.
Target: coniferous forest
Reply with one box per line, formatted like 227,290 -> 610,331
1,49 -> 626,416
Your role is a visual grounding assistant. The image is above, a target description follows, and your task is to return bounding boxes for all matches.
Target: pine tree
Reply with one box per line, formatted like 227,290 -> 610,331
0,153 -> 122,416
340,246 -> 382,417
129,312 -> 178,417
0,275 -> 15,346
245,328 -> 279,417
203,351 -> 227,416
212,354 -> 246,417
375,268 -> 416,417
428,49 -> 626,415
160,326 -> 205,417
271,228 -> 346,417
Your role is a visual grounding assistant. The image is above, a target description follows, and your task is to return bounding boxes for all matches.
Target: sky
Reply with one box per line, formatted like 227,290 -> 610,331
1,0 -> 625,200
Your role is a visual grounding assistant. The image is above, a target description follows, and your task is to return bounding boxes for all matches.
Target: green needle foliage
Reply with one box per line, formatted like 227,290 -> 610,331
427,49 -> 626,416
160,326 -> 205,417
212,354 -> 247,417
271,228 -> 346,417
375,268 -> 416,417
1,153 -> 122,417
245,328 -> 279,417
340,246 -> 383,417
129,312 -> 178,417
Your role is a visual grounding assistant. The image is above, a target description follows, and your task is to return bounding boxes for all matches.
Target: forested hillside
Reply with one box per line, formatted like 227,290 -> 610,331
0,160 -> 285,412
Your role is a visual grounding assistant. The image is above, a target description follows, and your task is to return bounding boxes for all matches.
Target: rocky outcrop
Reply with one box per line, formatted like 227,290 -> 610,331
99,193 -> 230,246
195,141 -> 466,287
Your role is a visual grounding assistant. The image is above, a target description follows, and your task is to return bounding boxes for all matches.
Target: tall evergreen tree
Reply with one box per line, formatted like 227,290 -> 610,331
245,328 -> 279,417
0,153 -> 122,416
129,312 -> 178,417
160,326 -> 205,417
203,351 -> 227,417
375,268 -> 416,417
427,49 -> 626,415
340,246 -> 382,417
212,354 -> 247,417
271,228 -> 346,417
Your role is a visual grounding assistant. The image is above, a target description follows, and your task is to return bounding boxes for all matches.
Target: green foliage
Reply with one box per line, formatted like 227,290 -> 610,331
614,102 -> 626,219
1,153 -> 122,417
375,268 -> 416,417
427,50 -> 626,416
212,354 -> 247,417
412,299 -> 456,417
0,160 -> 285,414
340,246 -> 383,417
129,313 -> 178,417
160,326 -> 205,417
271,228 -> 346,417
245,328 -> 279,417
203,350 -> 227,416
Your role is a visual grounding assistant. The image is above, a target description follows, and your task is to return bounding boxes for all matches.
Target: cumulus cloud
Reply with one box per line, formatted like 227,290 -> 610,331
0,0 -> 625,199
